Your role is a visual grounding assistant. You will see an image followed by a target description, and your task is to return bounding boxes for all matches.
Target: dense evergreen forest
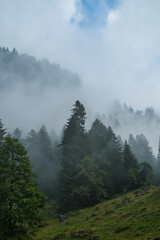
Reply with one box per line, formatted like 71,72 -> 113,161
0,47 -> 80,90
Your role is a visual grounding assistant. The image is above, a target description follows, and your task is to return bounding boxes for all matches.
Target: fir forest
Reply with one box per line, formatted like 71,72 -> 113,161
1,1 -> 160,239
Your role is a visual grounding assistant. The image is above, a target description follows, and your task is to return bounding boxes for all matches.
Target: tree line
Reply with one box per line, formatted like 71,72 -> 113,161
57,101 -> 154,212
0,47 -> 80,91
0,100 -> 160,238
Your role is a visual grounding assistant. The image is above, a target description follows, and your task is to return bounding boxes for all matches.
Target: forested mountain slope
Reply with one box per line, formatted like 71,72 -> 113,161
0,47 -> 82,132
99,102 -> 160,155
0,47 -> 80,91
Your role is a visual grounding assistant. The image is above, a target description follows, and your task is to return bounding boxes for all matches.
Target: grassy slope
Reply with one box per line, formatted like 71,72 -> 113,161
35,187 -> 160,240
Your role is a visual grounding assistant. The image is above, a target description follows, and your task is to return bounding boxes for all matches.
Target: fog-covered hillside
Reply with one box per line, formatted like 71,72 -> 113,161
0,47 -> 160,155
0,47 -> 80,91
0,47 -> 83,133
98,102 -> 160,154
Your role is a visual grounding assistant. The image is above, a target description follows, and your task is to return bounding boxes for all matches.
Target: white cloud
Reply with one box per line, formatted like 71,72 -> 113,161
1,0 -> 160,135
107,10 -> 119,24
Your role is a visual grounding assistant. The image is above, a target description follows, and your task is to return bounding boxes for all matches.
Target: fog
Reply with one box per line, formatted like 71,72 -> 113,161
0,0 -> 160,153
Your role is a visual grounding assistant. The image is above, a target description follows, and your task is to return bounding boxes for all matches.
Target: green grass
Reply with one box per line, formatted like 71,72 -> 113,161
35,186 -> 160,240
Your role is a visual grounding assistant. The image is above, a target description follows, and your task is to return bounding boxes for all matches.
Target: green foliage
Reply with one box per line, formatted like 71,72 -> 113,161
129,134 -> 156,168
0,119 -> 6,143
123,141 -> 141,191
0,135 -> 45,240
58,101 -> 91,212
72,156 -> 106,208
58,104 -> 154,213
88,120 -> 123,195
140,162 -> 153,185
61,100 -> 88,164
88,119 -> 108,158
106,127 -> 124,194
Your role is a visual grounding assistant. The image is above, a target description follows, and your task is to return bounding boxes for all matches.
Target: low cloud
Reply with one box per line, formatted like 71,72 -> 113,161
0,0 -> 160,151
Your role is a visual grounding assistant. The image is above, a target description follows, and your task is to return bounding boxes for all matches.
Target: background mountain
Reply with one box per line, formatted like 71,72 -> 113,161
0,47 -> 80,91
0,47 -> 84,133
0,47 -> 160,156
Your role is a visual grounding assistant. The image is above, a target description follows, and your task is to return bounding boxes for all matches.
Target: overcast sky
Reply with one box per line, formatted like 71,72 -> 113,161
1,0 -> 160,119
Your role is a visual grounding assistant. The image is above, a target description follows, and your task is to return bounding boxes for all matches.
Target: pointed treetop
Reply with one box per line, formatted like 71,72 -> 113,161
0,119 -> 6,139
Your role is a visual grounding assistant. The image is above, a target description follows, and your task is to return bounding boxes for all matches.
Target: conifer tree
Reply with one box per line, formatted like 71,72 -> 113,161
12,127 -> 22,141
72,156 -> 106,208
105,127 -> 124,194
88,119 -> 108,159
0,119 -> 6,145
0,135 -> 45,239
38,125 -> 53,161
88,119 -> 113,195
88,120 -> 124,195
58,100 -> 89,212
123,141 -> 141,190
140,162 -> 153,185
129,134 -> 156,168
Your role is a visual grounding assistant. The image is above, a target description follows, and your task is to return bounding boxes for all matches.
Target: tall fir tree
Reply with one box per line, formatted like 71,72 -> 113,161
105,127 -> 124,194
71,156 -> 106,208
88,119 -> 108,159
123,141 -> 141,191
0,119 -> 6,145
88,119 -> 113,195
140,162 -> 153,185
58,101 -> 89,212
38,125 -> 53,161
129,134 -> 156,169
88,120 -> 124,195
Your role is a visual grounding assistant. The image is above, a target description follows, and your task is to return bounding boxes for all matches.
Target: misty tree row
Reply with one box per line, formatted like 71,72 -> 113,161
100,101 -> 160,131
1,100 -> 160,213
0,47 -> 80,92
57,101 -> 157,212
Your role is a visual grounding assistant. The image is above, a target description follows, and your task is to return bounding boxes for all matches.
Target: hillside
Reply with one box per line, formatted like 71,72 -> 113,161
0,47 -> 80,91
0,47 -> 83,132
35,186 -> 160,240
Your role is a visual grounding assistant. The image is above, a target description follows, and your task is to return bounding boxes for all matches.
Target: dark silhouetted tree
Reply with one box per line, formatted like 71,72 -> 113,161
123,141 -> 141,191
69,156 -> 106,209
0,119 -> 6,145
58,101 -> 89,212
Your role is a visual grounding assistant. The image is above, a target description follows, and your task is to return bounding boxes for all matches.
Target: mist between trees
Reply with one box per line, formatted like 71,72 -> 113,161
1,47 -> 160,158
1,100 -> 160,214
1,48 -> 160,213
